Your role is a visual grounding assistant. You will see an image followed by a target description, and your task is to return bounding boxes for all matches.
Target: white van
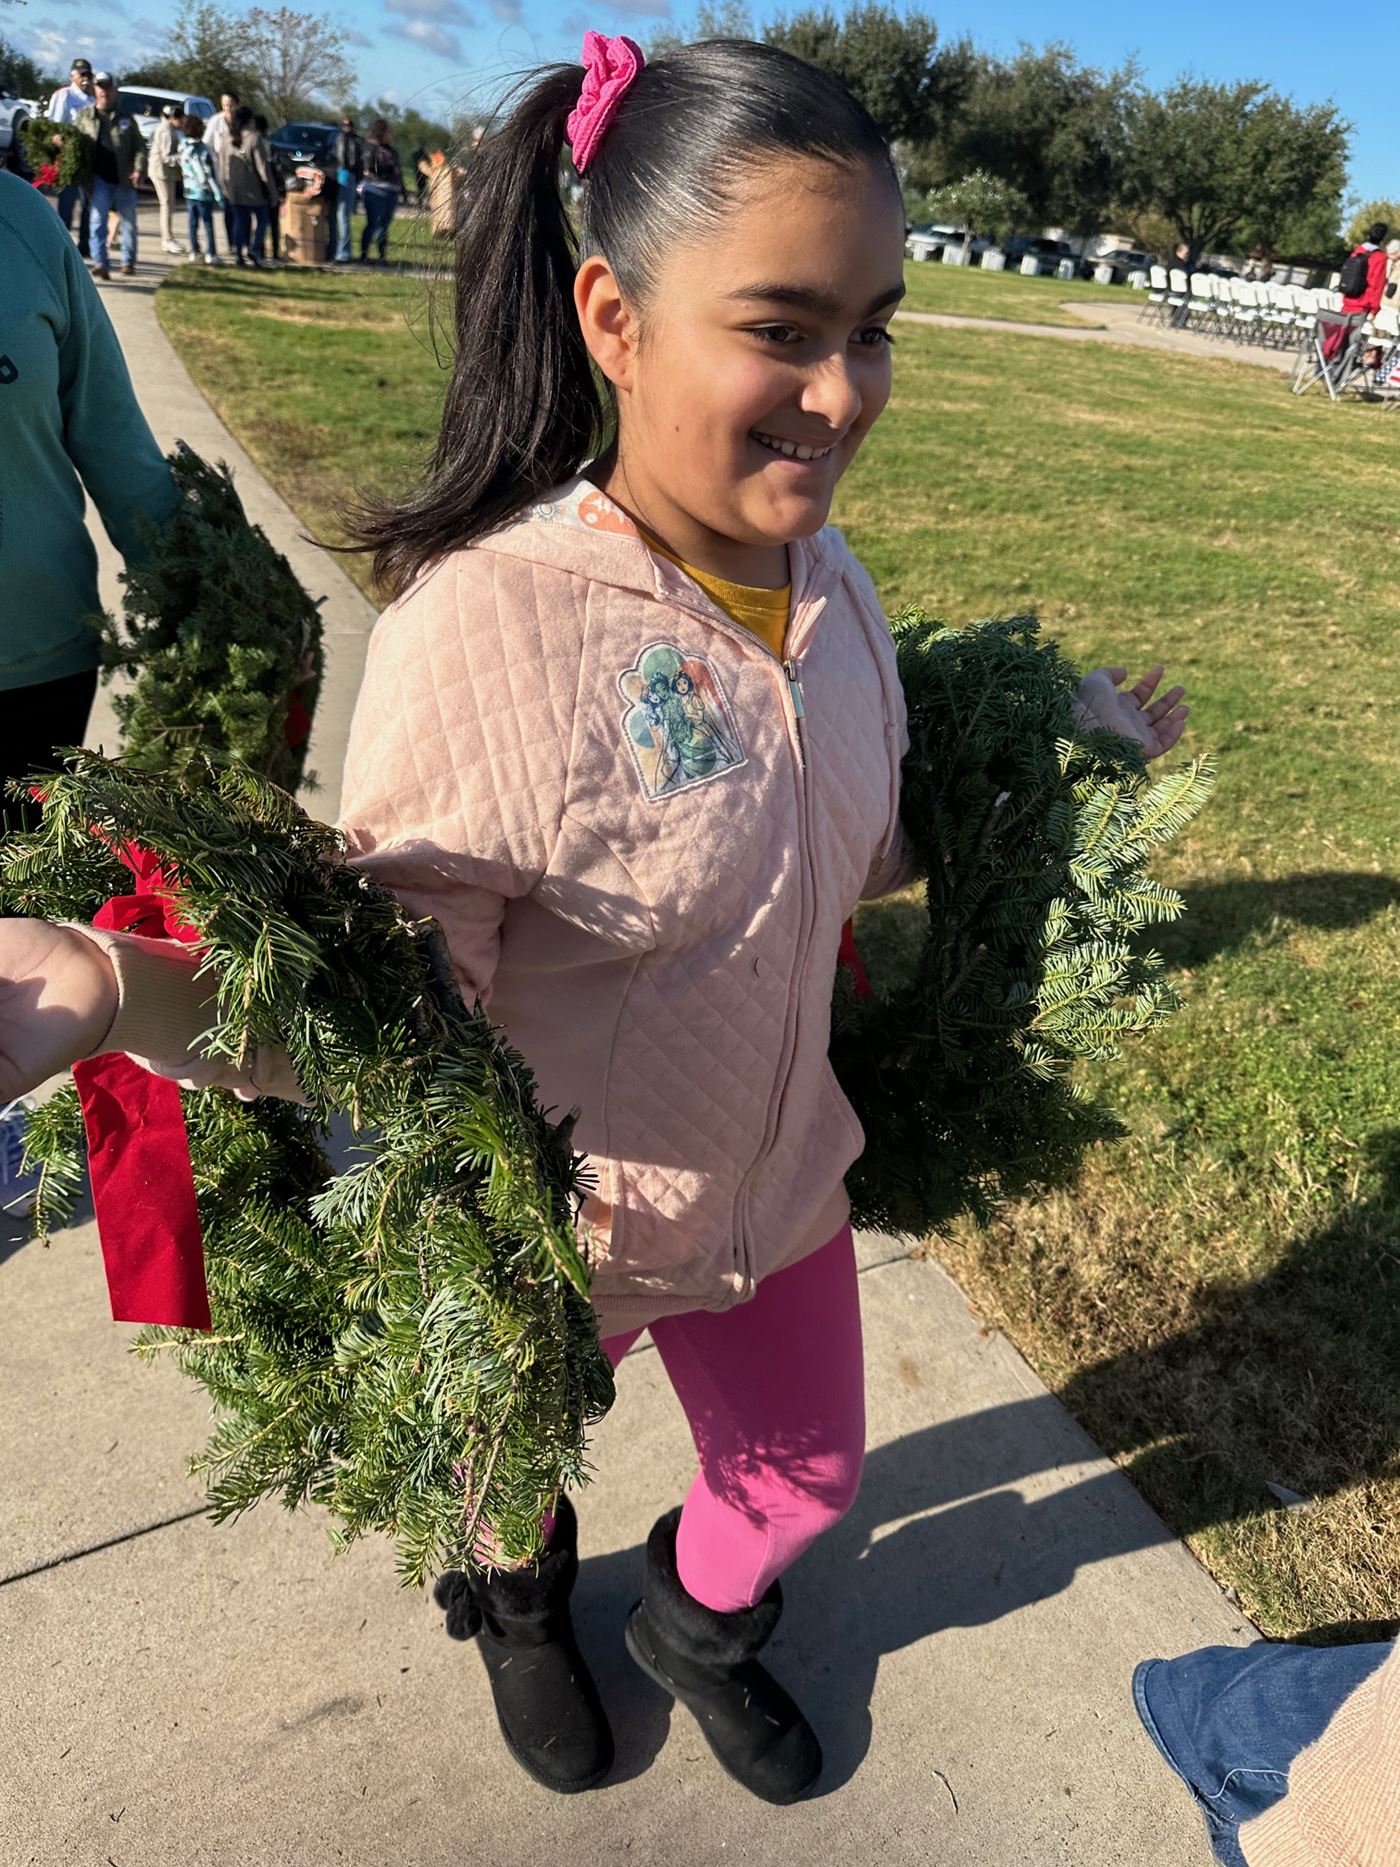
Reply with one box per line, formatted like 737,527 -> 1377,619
116,84 -> 215,182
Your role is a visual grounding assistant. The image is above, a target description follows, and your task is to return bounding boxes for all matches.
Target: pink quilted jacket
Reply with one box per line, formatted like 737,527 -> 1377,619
338,479 -> 912,1335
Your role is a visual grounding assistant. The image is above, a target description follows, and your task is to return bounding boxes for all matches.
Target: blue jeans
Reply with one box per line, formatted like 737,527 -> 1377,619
334,181 -> 356,261
228,202 -> 253,258
252,204 -> 271,261
187,200 -> 216,255
89,177 -> 137,269
360,181 -> 396,257
1134,1641 -> 1394,1866
58,181 -> 90,253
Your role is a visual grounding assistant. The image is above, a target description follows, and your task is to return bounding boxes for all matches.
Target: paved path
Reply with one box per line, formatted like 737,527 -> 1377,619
898,296 -> 1297,372
0,204 -> 1253,1866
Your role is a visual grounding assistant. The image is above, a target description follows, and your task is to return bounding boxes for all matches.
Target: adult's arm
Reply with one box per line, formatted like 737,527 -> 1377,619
56,240 -> 177,565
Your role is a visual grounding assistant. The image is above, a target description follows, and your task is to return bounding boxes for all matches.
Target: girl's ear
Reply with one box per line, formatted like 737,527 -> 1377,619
576,254 -> 640,392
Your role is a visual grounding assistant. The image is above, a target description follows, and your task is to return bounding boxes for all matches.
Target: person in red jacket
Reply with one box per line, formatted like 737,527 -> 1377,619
1323,219 -> 1389,358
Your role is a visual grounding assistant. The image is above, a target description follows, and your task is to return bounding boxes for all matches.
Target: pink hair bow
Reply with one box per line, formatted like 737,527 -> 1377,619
566,30 -> 644,174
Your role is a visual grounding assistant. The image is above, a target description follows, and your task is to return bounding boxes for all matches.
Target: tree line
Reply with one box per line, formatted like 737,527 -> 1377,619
661,3 -> 1355,270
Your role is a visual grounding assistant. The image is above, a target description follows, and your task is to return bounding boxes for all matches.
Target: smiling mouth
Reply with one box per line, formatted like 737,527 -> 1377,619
751,429 -> 838,462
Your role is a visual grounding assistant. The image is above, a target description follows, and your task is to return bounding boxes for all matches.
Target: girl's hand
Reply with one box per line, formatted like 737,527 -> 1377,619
1075,665 -> 1189,760
0,921 -> 117,1103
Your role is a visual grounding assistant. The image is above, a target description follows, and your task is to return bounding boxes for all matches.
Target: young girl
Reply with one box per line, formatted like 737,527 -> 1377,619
0,34 -> 1186,1808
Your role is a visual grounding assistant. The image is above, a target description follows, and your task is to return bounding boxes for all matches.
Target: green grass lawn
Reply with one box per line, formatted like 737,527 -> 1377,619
897,259 -> 1116,327
158,262 -> 1400,1640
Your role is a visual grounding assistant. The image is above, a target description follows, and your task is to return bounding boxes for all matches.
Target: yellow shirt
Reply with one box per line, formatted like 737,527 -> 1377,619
641,531 -> 791,659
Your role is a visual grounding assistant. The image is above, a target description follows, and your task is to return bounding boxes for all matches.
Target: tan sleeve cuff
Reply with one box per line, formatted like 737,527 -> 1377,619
63,924 -> 215,1063
64,925 -> 311,1106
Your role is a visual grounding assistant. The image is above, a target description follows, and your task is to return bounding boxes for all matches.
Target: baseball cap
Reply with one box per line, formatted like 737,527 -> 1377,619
161,102 -> 181,115
92,70 -> 115,85
71,57 -> 93,74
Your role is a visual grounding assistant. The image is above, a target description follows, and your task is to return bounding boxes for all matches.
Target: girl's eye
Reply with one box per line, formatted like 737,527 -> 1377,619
858,326 -> 896,347
751,325 -> 804,345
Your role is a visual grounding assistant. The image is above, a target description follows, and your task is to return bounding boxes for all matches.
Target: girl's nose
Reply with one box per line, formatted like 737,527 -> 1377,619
797,351 -> 862,433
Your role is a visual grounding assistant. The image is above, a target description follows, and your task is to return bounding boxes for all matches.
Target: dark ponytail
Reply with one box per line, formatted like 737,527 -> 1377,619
351,41 -> 895,600
351,65 -> 602,598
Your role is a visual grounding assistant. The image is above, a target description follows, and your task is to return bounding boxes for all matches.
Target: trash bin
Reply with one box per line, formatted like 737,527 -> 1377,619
1057,258 -> 1076,282
281,193 -> 328,265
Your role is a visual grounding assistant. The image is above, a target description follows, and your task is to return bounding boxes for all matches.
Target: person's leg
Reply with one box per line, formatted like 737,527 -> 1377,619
336,187 -> 353,262
117,185 -> 138,269
0,668 -> 99,833
87,178 -> 112,271
186,200 -> 201,254
650,1223 -> 865,1610
378,192 -> 396,260
251,204 -> 267,261
153,170 -> 172,247
223,201 -> 236,250
76,186 -> 91,258
57,181 -> 78,233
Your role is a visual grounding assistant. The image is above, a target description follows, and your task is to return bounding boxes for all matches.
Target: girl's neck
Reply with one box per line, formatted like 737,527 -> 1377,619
591,452 -> 790,591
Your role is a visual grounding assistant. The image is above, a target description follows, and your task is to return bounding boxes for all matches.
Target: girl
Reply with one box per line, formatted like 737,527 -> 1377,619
0,34 -> 1186,1808
178,116 -> 224,266
224,104 -> 275,268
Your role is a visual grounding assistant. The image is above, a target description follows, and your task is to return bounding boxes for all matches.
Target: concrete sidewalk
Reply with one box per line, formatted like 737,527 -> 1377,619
0,204 -> 1251,1866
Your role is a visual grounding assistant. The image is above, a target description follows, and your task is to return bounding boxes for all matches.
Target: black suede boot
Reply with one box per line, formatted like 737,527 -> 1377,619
433,1496 -> 613,1794
624,1507 -> 822,1805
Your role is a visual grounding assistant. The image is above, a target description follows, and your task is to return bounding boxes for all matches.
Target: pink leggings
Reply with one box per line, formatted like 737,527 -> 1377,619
600,1222 -> 865,1613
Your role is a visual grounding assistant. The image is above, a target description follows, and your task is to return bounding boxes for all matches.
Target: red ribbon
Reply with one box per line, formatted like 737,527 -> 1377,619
72,842 -> 211,1331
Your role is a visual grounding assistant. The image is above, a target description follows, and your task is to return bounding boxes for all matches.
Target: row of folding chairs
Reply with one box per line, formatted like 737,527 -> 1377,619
1137,266 -> 1353,349
1290,303 -> 1400,402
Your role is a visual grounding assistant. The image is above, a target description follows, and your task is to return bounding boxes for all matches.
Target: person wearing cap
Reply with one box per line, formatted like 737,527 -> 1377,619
75,72 -> 147,279
46,58 -> 96,257
149,103 -> 186,254
0,170 -> 177,818
204,90 -> 240,251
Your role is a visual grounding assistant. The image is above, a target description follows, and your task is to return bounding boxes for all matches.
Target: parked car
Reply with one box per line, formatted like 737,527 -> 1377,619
1079,246 -> 1153,282
1002,235 -> 1077,272
269,121 -> 338,185
0,89 -> 31,175
905,221 -> 993,263
115,86 -> 214,187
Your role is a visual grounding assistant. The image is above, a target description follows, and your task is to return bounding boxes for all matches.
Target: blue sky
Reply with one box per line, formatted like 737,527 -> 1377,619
8,0 -> 1391,205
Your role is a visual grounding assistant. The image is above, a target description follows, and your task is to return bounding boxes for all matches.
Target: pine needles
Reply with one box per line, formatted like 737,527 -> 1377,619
1,754 -> 614,1582
833,611 -> 1215,1238
99,443 -> 324,792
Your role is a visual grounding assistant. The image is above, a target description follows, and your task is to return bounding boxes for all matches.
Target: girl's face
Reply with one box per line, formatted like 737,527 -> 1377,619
582,155 -> 906,585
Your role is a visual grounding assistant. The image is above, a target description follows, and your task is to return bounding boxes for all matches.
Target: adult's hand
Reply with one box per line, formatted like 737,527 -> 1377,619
0,921 -> 117,1103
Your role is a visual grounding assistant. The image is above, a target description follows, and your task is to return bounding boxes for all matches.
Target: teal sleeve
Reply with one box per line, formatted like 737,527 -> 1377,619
56,243 -> 177,566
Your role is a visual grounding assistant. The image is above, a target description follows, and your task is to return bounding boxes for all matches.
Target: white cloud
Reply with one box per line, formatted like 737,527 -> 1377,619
344,27 -> 375,48
590,0 -> 673,15
381,17 -> 465,61
486,0 -> 523,21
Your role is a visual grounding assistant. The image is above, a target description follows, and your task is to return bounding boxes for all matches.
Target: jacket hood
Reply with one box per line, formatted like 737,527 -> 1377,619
475,476 -> 848,627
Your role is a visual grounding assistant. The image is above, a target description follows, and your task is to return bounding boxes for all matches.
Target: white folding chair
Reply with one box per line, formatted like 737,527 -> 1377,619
1167,267 -> 1189,324
1141,263 -> 1169,323
1188,271 -> 1220,333
1228,278 -> 1261,344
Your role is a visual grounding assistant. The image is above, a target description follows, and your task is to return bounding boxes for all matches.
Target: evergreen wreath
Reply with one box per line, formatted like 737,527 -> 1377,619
98,443 -> 324,792
833,608 -> 1214,1238
3,756 -> 613,1583
21,116 -> 95,192
2,614 -> 1210,1579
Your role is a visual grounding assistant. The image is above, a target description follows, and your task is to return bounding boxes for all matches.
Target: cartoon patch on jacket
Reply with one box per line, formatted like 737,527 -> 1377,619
619,642 -> 746,801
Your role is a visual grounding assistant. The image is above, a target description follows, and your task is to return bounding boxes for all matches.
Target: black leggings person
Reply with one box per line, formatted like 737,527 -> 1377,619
0,669 -> 98,834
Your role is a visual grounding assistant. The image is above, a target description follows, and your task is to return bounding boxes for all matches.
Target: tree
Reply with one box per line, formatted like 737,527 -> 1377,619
1345,200 -> 1400,248
239,7 -> 354,127
345,96 -> 452,157
138,0 -> 263,109
763,4 -> 945,144
936,44 -> 1136,237
1,37 -> 53,98
925,169 -> 1029,258
1122,79 -> 1350,273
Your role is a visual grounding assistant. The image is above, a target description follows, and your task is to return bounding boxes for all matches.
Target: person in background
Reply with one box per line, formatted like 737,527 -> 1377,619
359,118 -> 401,263
76,72 -> 146,281
1322,219 -> 1389,361
46,56 -> 96,257
1135,1637 -> 1399,1866
0,170 -> 177,820
204,90 -> 239,253
178,115 -> 222,265
252,114 -> 283,263
331,113 -> 363,263
224,103 -> 275,268
409,141 -> 427,205
148,102 -> 185,254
